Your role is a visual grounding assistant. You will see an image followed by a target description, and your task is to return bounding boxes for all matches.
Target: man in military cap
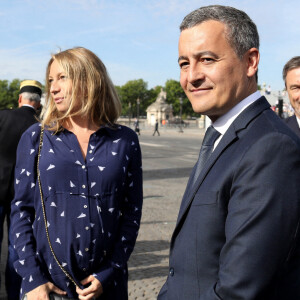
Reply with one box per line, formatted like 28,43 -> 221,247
0,80 -> 42,299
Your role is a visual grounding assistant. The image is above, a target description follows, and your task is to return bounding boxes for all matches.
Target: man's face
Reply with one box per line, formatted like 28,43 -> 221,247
178,20 -> 255,122
286,67 -> 300,118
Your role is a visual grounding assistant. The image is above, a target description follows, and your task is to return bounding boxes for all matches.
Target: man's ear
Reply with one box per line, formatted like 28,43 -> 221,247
18,95 -> 22,107
245,48 -> 259,78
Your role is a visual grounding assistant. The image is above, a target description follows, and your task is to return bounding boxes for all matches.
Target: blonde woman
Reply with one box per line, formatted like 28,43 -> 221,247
11,47 -> 143,300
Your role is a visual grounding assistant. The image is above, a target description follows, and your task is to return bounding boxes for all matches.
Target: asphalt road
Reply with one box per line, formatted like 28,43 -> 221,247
0,127 -> 205,300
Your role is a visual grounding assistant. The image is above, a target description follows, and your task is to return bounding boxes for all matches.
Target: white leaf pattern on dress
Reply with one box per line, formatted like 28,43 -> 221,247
46,164 -> 55,170
70,181 -> 76,187
77,213 -> 86,218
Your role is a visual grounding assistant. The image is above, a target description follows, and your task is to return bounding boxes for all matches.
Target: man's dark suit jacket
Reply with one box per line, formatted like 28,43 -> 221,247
0,106 -> 38,206
285,114 -> 300,138
158,97 -> 300,300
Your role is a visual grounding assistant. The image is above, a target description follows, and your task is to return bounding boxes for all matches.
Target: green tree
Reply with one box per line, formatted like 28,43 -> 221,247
165,79 -> 196,118
0,79 -> 21,109
146,85 -> 163,105
116,79 -> 149,117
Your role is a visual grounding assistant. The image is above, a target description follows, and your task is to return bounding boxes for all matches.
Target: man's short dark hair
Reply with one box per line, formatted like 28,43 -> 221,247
180,5 -> 259,60
282,56 -> 300,86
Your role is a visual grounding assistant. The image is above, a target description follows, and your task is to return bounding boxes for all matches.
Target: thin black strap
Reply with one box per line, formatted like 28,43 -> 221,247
37,125 -> 78,288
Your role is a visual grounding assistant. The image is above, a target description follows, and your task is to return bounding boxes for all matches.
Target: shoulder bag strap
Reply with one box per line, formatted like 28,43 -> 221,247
37,125 -> 78,288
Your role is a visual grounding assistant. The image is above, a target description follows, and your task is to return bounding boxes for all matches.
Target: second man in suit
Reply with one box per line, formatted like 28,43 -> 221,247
158,5 -> 300,300
283,56 -> 300,138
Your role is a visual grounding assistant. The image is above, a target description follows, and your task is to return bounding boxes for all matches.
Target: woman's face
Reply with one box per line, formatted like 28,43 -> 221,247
48,59 -> 73,113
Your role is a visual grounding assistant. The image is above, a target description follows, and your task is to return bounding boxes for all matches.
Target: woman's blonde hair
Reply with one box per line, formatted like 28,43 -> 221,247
41,47 -> 121,131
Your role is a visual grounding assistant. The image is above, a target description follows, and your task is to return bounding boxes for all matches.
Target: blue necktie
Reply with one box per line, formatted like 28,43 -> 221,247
192,126 -> 221,186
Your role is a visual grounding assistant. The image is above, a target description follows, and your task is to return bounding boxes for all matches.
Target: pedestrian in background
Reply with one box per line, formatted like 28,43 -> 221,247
134,118 -> 140,135
0,80 -> 42,300
11,47 -> 143,300
153,119 -> 160,136
158,5 -> 300,300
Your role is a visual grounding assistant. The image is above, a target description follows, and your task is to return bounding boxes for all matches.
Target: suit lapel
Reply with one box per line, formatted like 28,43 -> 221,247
174,97 -> 271,232
291,115 -> 300,138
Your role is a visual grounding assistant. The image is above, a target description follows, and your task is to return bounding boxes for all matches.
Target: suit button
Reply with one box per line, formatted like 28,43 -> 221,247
169,267 -> 174,276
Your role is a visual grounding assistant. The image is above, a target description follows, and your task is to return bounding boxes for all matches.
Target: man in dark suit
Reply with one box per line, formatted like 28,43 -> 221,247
158,5 -> 300,300
283,56 -> 300,138
0,80 -> 42,299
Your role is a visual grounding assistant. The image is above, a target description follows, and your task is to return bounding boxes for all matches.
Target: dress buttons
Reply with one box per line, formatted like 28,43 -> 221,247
82,165 -> 85,169
84,205 -> 87,208
82,185 -> 86,188
85,248 -> 89,252
83,268 -> 86,272
85,226 -> 89,231
169,267 -> 174,276
89,150 -> 92,154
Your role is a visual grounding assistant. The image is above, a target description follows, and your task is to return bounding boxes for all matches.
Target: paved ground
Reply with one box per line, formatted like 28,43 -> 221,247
0,126 -> 205,300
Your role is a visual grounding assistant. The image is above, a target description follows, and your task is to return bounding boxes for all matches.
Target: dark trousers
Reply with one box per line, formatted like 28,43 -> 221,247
153,129 -> 160,136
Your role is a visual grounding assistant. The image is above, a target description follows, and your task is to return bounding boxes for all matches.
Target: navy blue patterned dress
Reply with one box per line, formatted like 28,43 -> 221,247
11,123 -> 143,299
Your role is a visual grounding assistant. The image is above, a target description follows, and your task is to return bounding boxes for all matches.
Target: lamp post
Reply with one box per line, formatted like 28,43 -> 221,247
179,97 -> 183,133
137,98 -> 140,121
128,102 -> 131,126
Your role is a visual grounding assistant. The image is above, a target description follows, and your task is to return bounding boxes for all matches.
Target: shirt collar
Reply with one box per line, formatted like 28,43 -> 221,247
296,115 -> 300,128
22,104 -> 36,110
213,90 -> 261,135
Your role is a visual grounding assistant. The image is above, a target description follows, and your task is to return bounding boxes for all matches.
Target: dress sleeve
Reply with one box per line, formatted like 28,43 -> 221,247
10,126 -> 49,295
95,132 -> 143,289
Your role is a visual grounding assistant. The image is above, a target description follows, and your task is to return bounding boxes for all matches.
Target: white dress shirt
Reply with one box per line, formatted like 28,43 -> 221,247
212,90 -> 262,149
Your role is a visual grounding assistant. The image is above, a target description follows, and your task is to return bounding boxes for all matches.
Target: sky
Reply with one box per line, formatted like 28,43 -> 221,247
0,0 -> 299,92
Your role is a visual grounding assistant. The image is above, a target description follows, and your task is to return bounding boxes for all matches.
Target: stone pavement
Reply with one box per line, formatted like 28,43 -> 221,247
128,128 -> 204,299
0,127 -> 205,300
